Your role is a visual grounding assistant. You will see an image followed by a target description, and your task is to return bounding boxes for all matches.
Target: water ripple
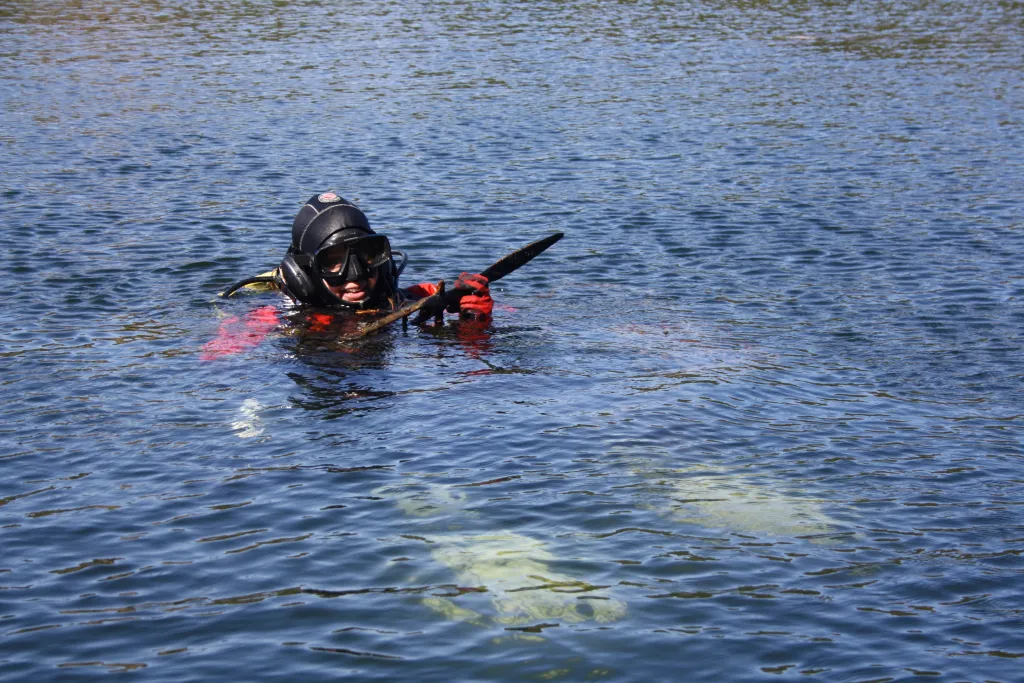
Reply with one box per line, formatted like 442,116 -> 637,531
2,0 -> 1023,681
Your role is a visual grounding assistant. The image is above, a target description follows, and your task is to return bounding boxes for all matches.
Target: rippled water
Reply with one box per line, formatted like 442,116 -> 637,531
2,1 -> 1023,680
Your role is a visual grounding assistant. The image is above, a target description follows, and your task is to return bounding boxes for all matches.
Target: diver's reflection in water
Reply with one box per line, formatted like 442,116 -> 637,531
408,316 -> 495,364
280,309 -> 400,417
280,311 -> 497,417
286,369 -> 398,418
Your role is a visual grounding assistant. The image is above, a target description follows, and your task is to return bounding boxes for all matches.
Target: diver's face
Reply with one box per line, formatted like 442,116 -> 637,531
324,273 -> 378,304
318,240 -> 389,306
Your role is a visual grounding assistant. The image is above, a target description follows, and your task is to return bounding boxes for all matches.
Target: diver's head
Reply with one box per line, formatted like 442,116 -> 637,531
280,192 -> 396,309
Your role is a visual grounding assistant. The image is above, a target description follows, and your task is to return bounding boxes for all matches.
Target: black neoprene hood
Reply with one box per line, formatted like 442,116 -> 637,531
291,193 -> 375,256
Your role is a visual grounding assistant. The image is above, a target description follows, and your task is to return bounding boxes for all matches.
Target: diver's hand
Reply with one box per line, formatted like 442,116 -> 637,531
451,272 -> 493,319
411,288 -> 448,324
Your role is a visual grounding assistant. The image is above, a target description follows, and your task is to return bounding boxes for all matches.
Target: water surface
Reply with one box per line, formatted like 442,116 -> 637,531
2,1 -> 1022,680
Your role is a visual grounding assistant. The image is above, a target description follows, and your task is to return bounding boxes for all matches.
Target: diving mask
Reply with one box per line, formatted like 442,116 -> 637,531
315,233 -> 393,285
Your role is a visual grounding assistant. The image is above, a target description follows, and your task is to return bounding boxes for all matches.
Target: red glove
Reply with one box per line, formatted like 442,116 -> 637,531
452,272 -> 493,319
405,282 -> 439,299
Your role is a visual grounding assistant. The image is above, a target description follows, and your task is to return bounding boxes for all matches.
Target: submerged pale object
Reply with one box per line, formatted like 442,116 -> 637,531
665,475 -> 834,537
376,482 -> 626,626
425,532 -> 626,626
375,481 -> 474,519
629,461 -> 837,538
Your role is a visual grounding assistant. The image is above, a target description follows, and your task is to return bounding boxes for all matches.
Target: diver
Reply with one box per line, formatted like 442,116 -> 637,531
274,192 -> 493,318
203,192 -> 493,360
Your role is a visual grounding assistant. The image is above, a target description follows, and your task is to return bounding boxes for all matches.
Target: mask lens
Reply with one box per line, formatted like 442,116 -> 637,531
316,245 -> 350,276
353,235 -> 392,269
315,235 -> 392,284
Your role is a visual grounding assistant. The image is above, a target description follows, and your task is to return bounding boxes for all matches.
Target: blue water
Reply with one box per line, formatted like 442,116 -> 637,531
2,1 -> 1023,680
